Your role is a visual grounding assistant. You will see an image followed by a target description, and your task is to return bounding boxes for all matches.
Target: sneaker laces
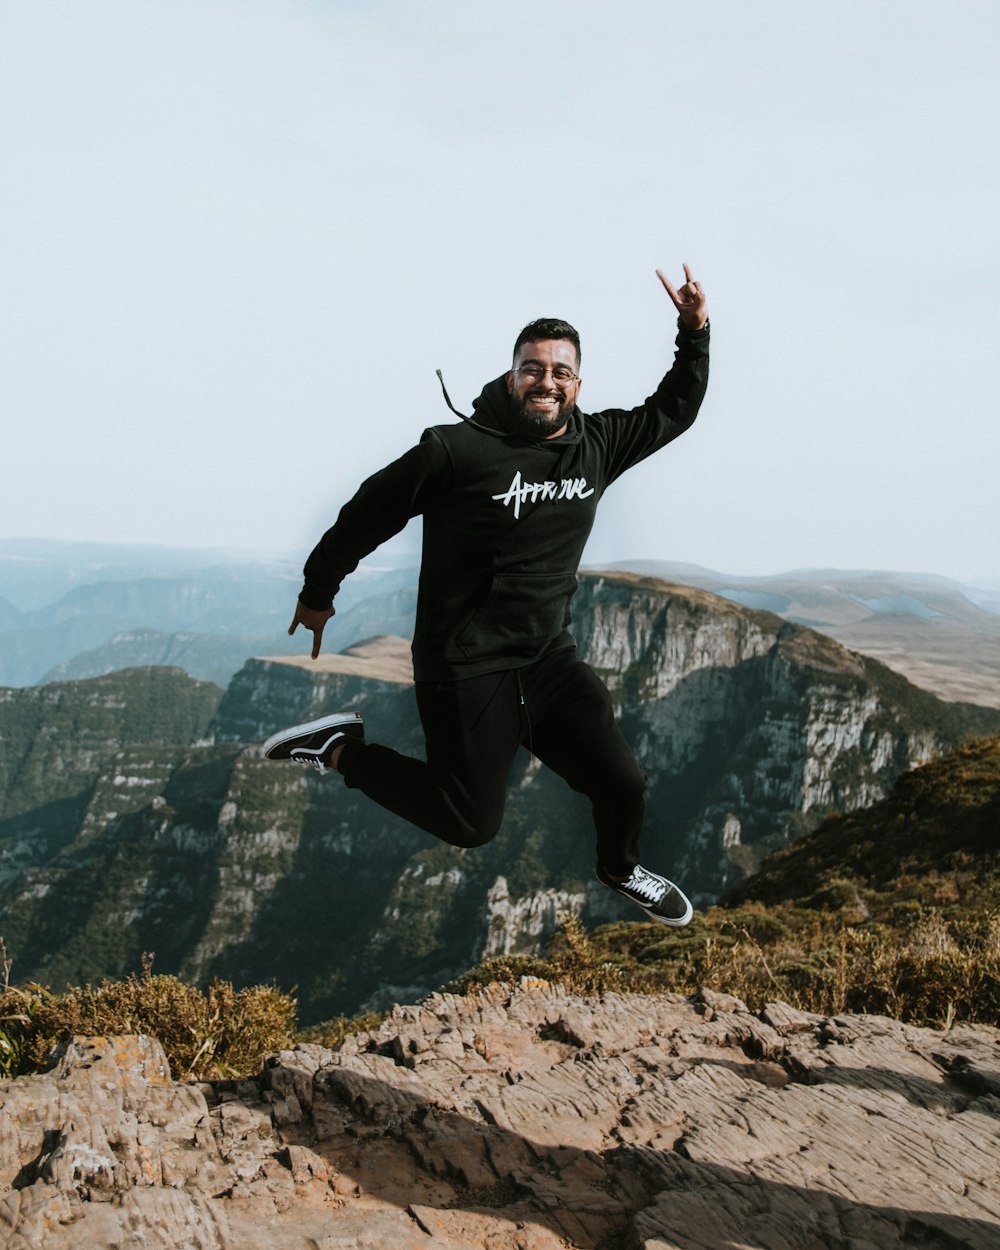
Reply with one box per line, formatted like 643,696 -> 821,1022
289,751 -> 328,776
623,866 -> 665,905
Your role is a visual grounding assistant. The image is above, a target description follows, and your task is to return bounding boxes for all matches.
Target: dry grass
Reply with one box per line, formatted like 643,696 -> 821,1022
297,1010 -> 385,1049
0,948 -> 296,1081
443,735 -> 1000,1030
446,905 -> 1000,1030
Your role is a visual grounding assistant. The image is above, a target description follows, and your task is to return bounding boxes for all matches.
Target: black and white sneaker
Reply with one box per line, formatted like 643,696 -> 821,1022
262,712 -> 365,775
598,863 -> 694,927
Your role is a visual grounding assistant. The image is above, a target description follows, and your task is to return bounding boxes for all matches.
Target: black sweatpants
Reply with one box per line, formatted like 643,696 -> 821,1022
338,648 -> 645,879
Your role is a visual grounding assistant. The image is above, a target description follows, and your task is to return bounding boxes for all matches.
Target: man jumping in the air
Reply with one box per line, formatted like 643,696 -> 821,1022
264,265 -> 709,925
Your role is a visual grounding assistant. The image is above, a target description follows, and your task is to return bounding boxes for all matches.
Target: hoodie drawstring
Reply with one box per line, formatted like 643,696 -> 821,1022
436,369 -> 470,421
437,369 -> 504,434
516,668 -> 534,759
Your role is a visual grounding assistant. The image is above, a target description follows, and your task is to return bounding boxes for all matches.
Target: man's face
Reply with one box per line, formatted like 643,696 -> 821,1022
505,338 -> 581,438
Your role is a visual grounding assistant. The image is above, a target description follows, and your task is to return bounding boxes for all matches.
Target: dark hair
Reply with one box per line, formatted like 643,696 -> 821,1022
512,318 -> 581,366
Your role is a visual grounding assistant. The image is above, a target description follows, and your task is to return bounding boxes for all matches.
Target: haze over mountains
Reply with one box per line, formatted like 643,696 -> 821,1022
0,538 -> 415,689
2,538 -> 997,708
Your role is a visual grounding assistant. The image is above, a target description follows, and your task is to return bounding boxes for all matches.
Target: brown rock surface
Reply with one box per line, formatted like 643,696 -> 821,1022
1,988 -> 998,1248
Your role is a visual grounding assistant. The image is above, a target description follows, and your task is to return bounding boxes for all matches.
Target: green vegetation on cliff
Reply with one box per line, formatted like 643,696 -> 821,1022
4,735 -> 998,1078
725,731 -> 1000,911
0,666 -> 222,823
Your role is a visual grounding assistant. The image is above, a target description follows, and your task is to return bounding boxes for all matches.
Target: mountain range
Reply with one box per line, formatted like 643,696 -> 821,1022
3,539 -> 998,710
2,570 -> 997,1025
0,538 -> 416,688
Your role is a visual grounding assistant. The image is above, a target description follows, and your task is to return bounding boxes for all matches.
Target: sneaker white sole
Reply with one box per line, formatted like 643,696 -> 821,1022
262,712 -> 364,759
638,891 -> 693,927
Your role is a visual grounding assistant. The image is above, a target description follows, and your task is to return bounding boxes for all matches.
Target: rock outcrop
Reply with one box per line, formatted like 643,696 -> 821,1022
3,987 -> 997,1249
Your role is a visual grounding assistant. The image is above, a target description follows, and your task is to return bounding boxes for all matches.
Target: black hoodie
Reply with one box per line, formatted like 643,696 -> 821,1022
300,320 -> 709,681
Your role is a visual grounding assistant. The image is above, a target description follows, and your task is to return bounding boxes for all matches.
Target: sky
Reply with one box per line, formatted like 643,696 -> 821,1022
2,1 -> 998,584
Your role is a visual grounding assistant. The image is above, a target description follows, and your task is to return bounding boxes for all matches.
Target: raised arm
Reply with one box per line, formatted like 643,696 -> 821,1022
598,264 -> 710,484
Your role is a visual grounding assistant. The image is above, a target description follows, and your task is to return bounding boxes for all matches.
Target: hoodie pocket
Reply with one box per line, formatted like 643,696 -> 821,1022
453,571 -> 578,663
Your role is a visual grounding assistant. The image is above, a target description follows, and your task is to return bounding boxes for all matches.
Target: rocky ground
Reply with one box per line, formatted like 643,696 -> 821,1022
1,984 -> 998,1249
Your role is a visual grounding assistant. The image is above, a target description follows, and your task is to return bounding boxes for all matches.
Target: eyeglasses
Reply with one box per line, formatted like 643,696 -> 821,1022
514,364 -> 579,385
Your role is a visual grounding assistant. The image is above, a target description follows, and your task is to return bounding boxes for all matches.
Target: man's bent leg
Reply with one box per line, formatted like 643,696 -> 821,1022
338,670 -> 524,848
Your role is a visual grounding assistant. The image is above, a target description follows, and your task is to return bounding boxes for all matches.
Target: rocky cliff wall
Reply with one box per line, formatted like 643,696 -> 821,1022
573,574 -> 976,894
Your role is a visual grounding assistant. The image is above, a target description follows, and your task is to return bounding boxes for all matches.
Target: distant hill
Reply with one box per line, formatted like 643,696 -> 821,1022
40,628 -> 308,689
33,589 -> 419,690
3,539 -> 996,709
0,594 -> 20,632
0,537 -> 416,613
0,582 -> 293,687
0,537 -> 417,687
599,560 -> 1000,707
0,537 -> 297,612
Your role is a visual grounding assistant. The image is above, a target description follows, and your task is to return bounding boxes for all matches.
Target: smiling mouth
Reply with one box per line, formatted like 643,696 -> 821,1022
526,393 -> 561,407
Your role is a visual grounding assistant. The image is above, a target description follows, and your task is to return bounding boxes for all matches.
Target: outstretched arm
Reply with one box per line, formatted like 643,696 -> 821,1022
600,264 -> 710,484
289,432 -> 451,659
656,263 -> 708,331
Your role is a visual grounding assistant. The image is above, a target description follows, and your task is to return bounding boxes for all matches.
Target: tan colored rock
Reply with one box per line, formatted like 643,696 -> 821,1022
2,991 -> 999,1249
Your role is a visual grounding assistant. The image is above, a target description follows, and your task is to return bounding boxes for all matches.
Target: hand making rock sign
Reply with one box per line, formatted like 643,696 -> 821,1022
656,263 -> 708,331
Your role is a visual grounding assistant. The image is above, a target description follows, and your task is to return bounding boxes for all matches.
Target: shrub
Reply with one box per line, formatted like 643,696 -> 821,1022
0,949 -> 296,1081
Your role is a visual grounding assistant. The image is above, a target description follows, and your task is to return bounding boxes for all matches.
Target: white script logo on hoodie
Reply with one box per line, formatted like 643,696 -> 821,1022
491,471 -> 594,519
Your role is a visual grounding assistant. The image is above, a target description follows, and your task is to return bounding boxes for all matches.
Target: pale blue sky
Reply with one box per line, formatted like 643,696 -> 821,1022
2,1 -> 997,581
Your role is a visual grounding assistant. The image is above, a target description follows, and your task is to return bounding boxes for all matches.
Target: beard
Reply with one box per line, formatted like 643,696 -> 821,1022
510,390 -> 573,437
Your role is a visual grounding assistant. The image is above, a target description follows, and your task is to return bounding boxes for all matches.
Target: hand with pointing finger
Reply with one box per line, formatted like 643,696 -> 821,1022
656,263 -> 708,331
288,598 -> 335,660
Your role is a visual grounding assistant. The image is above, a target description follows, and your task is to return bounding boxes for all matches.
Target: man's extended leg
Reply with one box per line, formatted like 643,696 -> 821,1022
522,650 -> 693,926
520,651 -> 645,879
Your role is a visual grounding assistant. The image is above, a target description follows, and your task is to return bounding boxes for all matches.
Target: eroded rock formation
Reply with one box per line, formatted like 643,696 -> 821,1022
2,986 -> 998,1248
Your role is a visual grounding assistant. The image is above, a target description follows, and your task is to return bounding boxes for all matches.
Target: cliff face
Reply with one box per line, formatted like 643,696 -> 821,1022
574,573 -> 970,894
2,990 -> 998,1249
0,666 -> 222,880
2,574 -> 996,1021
